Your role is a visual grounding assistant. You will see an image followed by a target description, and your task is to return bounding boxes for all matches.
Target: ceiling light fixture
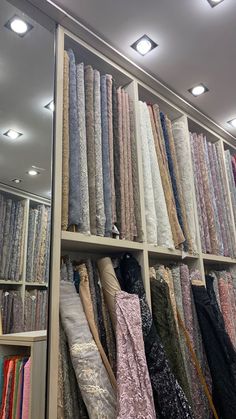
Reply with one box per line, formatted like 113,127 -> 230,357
131,35 -> 158,56
27,169 -> 39,176
207,0 -> 224,8
227,118 -> 236,128
5,16 -> 33,37
3,129 -> 22,140
188,83 -> 209,97
45,100 -> 54,112
12,178 -> 22,184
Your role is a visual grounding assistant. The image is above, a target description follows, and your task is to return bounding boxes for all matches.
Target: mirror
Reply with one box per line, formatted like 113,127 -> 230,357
0,0 -> 54,415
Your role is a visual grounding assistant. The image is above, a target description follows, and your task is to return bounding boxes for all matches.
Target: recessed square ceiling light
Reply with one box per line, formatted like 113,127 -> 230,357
27,169 -> 40,176
207,0 -> 224,8
131,35 -> 158,56
227,118 -> 236,128
4,15 -> 33,37
3,129 -> 22,140
188,83 -> 209,97
45,101 -> 54,112
12,178 -> 22,184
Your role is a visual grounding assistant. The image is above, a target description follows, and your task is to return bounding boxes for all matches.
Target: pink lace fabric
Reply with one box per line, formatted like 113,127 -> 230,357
115,291 -> 156,419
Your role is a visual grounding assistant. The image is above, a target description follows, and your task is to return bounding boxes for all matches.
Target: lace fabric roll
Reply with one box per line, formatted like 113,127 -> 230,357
77,63 -> 90,234
225,150 -> 236,223
116,291 -> 156,419
122,90 -> 131,240
94,70 -> 106,236
60,281 -> 116,419
106,74 -> 116,227
61,51 -> 69,231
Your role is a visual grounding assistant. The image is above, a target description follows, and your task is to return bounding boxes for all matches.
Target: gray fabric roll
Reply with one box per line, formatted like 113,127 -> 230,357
101,75 -> 112,237
85,65 -> 97,235
60,281 -> 116,418
94,69 -> 106,236
68,49 -> 80,227
0,199 -> 12,278
77,63 -> 90,234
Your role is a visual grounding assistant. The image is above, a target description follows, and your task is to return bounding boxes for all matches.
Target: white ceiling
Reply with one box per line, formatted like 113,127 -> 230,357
52,0 -> 236,139
0,0 -> 54,198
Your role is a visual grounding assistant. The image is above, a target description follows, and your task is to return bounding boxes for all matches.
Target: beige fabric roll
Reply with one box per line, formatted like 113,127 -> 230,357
78,263 -> 117,390
117,87 -> 125,239
106,75 -> 116,226
97,257 -> 121,330
61,51 -> 69,231
125,91 -> 135,241
122,90 -> 130,240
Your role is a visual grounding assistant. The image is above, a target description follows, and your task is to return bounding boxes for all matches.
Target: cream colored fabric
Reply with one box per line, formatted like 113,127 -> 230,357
78,263 -> 117,390
97,257 -> 121,330
61,51 -> 69,231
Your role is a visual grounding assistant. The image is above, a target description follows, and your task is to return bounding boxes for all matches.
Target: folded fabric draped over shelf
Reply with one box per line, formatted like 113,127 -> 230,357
190,134 -> 236,257
62,49 -> 142,242
0,193 -> 27,282
26,205 -> 51,284
138,103 -> 197,252
0,355 -> 31,419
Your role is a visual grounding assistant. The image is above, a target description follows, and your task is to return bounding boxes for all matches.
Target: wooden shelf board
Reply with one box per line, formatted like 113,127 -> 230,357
0,280 -> 23,285
25,282 -> 48,287
148,245 -> 198,260
61,231 -> 144,253
202,253 -> 236,265
0,330 -> 47,344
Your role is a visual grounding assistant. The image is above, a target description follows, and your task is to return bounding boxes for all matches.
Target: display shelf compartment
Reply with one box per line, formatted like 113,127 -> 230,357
61,231 -> 144,254
202,253 -> 236,265
0,280 -> 23,285
25,282 -> 48,287
147,244 -> 199,260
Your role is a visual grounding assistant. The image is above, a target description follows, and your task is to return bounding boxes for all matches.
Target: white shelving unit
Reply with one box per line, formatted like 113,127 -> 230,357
0,331 -> 47,418
47,24 -> 236,418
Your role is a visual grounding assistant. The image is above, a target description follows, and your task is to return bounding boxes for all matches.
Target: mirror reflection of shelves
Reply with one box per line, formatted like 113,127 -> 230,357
0,183 -> 51,334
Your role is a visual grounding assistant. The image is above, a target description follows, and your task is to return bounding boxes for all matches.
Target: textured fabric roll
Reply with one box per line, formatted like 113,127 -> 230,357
225,150 -> 236,223
126,92 -> 135,241
192,284 -> 236,419
151,107 -> 185,250
113,83 -> 122,234
78,263 -> 116,389
217,272 -> 236,348
106,74 -> 116,226
116,291 -> 156,419
85,65 -> 96,235
61,51 -> 69,230
60,281 -> 116,418
117,254 -> 193,419
22,358 -> 31,419
122,90 -> 130,240
97,257 -> 121,330
0,199 -> 12,278
129,97 -> 142,240
172,117 -> 197,253
100,286 -> 117,372
77,63 -> 90,234
26,209 -> 37,282
139,102 -> 157,244
101,75 -> 112,237
232,155 -> 236,186
94,70 -> 106,236
160,113 -> 185,246
91,261 -> 108,354
68,49 -> 80,227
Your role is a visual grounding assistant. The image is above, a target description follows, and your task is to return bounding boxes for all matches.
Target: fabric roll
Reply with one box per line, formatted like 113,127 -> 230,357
22,358 -> 31,419
225,150 -> 236,223
97,257 -> 121,330
106,74 -> 116,226
61,51 -> 69,230
143,102 -> 174,248
26,209 -> 37,281
0,199 -> 12,278
217,272 -> 236,348
94,70 -> 106,236
172,116 -> 197,253
231,155 -> 236,186
192,284 -> 236,419
125,92 -> 135,241
160,113 -> 185,246
67,49 -> 80,227
101,75 -> 112,237
129,97 -> 142,241
117,254 -> 193,419
122,90 -> 130,240
116,291 -> 156,419
77,63 -> 90,234
113,84 -> 122,235
85,65 -> 96,235
78,263 -> 116,390
60,281 -> 116,418
91,261 -> 108,354
100,286 -> 117,372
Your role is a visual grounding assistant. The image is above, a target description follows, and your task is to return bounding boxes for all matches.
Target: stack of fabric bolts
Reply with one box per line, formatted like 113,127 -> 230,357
26,205 -> 51,284
224,149 -> 236,223
61,49 -> 142,241
0,355 -> 31,418
190,133 -> 236,257
24,289 -> 48,331
0,193 -> 26,281
0,290 -> 23,334
138,104 -> 197,253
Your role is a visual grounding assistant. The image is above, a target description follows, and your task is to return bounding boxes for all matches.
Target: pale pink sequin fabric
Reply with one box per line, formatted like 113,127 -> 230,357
115,291 -> 156,419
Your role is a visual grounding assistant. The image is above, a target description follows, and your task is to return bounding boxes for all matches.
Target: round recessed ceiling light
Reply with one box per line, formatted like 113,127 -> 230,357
189,83 -> 208,97
10,18 -> 28,34
3,129 -> 22,140
136,38 -> 152,55
27,169 -> 39,176
12,178 -> 22,184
